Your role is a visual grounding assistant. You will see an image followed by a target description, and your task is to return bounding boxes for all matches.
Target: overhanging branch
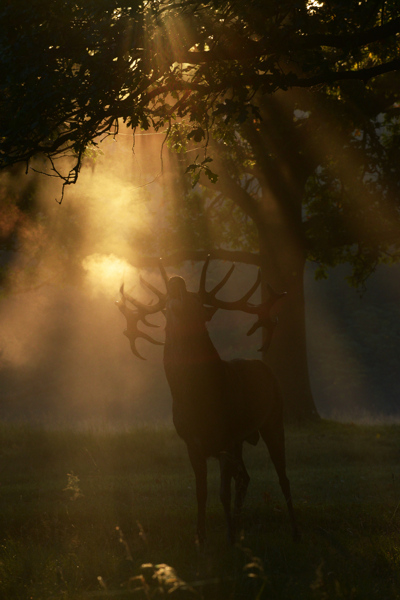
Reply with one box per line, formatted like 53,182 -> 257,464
131,249 -> 261,268
292,58 -> 400,87
171,17 -> 400,63
125,58 -> 400,111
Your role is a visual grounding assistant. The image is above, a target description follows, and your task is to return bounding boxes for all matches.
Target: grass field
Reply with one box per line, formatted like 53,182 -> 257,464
1,420 -> 400,599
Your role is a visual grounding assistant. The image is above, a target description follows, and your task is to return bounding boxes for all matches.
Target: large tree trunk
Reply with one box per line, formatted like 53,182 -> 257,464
258,203 -> 319,422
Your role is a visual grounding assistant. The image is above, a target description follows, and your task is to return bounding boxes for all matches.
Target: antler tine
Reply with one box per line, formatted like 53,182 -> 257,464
116,290 -> 164,360
197,257 -> 286,351
122,290 -> 162,315
199,254 -> 211,298
121,276 -> 167,317
159,258 -> 169,288
207,263 -> 235,299
140,275 -> 165,300
127,340 -> 147,361
246,284 -> 287,351
203,267 -> 260,312
138,276 -> 167,325
116,261 -> 170,360
199,254 -> 236,303
123,328 -> 164,360
266,284 -> 287,307
256,318 -> 279,353
236,268 -> 261,304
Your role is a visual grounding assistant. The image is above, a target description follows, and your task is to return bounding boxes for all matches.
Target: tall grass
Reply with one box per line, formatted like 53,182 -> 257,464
0,421 -> 399,598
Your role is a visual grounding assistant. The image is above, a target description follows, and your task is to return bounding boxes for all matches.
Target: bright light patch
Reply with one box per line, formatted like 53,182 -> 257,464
294,109 -> 311,121
307,0 -> 323,13
82,253 -> 138,297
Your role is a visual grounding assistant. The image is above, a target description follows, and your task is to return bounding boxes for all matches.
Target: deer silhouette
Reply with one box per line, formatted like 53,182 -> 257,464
116,256 -> 299,543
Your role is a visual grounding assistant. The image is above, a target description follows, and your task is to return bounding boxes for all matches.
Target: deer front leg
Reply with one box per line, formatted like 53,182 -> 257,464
260,419 -> 300,541
187,444 -> 208,544
219,451 -> 236,544
233,457 -> 250,526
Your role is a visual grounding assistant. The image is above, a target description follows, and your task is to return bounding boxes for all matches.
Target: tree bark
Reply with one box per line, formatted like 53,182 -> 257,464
257,203 -> 319,422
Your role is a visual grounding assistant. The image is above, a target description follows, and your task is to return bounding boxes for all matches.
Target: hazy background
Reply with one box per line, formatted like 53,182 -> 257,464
1,130 -> 399,427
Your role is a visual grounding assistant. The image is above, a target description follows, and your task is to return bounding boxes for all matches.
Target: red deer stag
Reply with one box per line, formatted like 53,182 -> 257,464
116,256 -> 299,543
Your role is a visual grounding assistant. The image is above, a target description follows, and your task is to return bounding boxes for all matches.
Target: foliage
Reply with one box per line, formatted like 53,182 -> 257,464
1,422 -> 400,598
1,0 -> 399,283
0,166 -> 90,291
303,84 -> 400,287
164,83 -> 400,288
0,0 -> 399,194
159,151 -> 259,259
0,166 -> 61,292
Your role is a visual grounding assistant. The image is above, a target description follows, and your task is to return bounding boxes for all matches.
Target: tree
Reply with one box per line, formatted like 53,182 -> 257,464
1,0 -> 400,419
1,0 -> 399,184
162,71 -> 400,419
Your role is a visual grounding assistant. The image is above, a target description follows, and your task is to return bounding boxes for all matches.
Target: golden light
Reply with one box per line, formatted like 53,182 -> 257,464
82,253 -> 138,298
307,0 -> 323,13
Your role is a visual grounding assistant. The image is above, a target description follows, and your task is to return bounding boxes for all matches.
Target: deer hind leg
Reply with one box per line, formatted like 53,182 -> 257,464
219,443 -> 249,544
260,417 -> 300,541
232,443 -> 250,525
187,444 -> 208,545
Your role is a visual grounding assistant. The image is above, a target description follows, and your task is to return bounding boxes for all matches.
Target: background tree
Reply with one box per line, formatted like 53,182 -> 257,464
1,0 -> 400,420
158,57 -> 400,419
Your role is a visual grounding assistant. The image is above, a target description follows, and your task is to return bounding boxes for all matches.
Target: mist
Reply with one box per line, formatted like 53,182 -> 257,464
0,130 -> 174,427
1,129 -> 400,427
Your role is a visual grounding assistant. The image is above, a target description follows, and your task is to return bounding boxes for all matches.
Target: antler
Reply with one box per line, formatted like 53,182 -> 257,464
198,255 -> 286,352
115,261 -> 167,359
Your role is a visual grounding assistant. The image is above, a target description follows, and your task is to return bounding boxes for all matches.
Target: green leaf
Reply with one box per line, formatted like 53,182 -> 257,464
187,127 -> 205,143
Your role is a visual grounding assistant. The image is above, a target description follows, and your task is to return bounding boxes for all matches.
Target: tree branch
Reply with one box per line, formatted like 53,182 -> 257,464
292,16 -> 400,51
125,58 -> 400,112
131,249 -> 261,268
171,17 -> 400,63
291,58 -> 400,87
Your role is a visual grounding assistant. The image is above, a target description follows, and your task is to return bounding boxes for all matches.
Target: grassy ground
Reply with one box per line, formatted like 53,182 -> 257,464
0,420 -> 399,599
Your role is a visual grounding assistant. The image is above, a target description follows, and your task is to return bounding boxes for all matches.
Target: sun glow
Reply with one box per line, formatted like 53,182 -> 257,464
82,253 -> 138,298
0,126 -> 172,425
307,0 -> 323,13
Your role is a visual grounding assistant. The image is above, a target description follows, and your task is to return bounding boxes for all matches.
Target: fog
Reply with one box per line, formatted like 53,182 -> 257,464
305,262 -> 400,423
0,131 -> 174,427
1,130 -> 400,427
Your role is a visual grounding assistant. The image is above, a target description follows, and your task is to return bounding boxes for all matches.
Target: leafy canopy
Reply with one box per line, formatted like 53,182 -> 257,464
1,0 -> 399,196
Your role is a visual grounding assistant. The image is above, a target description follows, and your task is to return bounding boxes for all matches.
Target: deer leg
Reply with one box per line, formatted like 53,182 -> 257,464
219,451 -> 236,544
187,444 -> 208,544
232,443 -> 250,526
260,418 -> 300,541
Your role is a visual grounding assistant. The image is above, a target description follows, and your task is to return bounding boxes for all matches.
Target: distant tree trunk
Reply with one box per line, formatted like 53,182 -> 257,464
257,198 -> 319,422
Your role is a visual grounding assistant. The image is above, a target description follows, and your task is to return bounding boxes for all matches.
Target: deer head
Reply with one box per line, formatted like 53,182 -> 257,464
116,256 -> 286,358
